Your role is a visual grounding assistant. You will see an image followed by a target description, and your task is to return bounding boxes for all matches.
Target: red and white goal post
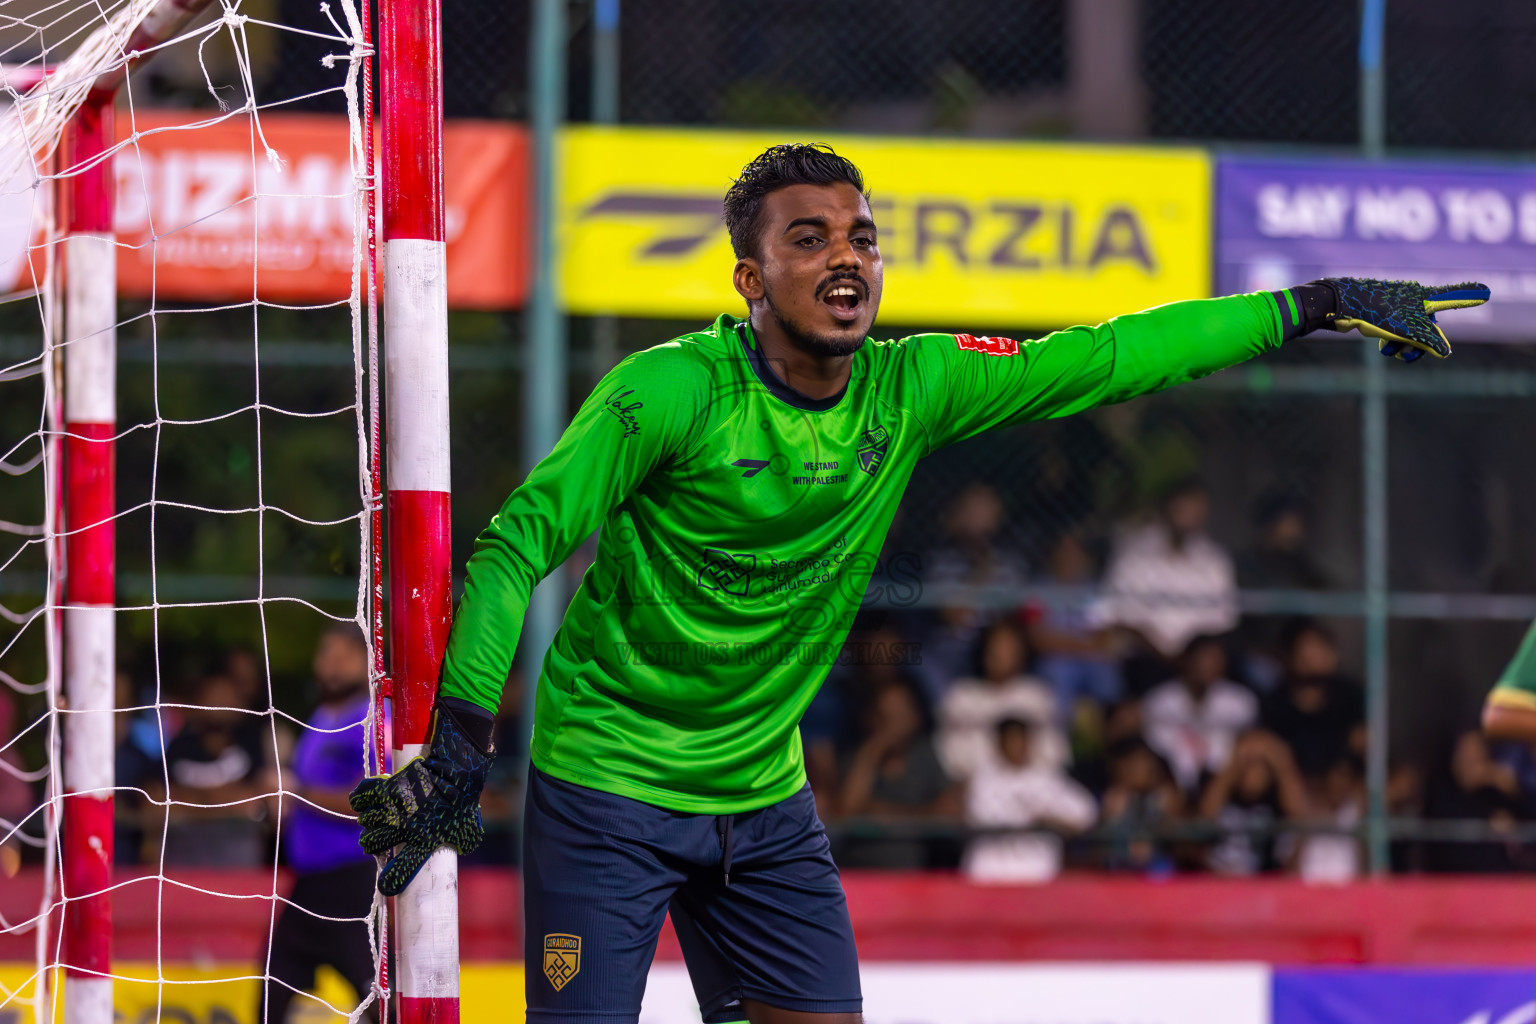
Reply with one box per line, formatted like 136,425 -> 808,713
43,9 -> 226,1024
378,0 -> 462,1018
59,85 -> 118,1024
15,0 -> 462,1015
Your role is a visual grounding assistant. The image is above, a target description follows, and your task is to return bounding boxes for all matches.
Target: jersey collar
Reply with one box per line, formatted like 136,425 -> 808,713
726,315 -> 850,413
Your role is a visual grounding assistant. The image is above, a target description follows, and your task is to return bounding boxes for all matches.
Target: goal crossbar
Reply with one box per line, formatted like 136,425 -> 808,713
0,0 -> 216,187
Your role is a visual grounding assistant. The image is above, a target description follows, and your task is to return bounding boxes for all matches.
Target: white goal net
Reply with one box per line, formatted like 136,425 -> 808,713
0,0 -> 387,1021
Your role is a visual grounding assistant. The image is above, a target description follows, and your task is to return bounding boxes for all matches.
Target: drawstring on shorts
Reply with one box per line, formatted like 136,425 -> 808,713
716,814 -> 735,886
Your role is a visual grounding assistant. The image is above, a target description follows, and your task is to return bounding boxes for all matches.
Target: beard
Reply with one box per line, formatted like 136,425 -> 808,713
765,291 -> 868,359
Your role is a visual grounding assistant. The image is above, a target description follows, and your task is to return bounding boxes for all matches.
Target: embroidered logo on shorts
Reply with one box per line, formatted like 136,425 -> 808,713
543,933 -> 581,991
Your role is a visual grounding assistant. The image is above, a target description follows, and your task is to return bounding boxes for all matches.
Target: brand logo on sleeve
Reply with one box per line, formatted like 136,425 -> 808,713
543,933 -> 581,990
857,425 -> 889,476
954,333 -> 1021,357
603,387 -> 643,437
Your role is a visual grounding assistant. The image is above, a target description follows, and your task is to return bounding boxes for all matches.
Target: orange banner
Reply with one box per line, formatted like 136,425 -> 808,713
112,112 -> 527,308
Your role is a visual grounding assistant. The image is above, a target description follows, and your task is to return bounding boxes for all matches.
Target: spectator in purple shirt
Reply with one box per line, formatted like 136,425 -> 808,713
260,623 -> 385,1024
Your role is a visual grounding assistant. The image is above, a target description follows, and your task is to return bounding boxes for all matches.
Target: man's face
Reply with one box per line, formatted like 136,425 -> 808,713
1181,642 -> 1226,691
999,724 -> 1033,768
313,633 -> 368,698
1268,510 -> 1306,551
1165,490 -> 1209,536
1289,629 -> 1339,679
734,181 -> 883,357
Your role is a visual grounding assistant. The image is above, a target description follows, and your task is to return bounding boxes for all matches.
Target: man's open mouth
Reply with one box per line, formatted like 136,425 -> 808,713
822,282 -> 864,321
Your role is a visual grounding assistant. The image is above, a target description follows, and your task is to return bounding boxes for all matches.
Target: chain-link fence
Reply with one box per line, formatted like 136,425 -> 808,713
155,0 -> 1536,151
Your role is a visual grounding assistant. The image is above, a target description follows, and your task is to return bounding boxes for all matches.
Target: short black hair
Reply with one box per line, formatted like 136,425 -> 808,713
1160,475 -> 1207,507
1280,616 -> 1334,656
1253,488 -> 1310,529
1107,736 -> 1175,783
970,617 -> 1029,679
996,716 -> 1035,741
1180,633 -> 1227,660
722,143 -> 868,260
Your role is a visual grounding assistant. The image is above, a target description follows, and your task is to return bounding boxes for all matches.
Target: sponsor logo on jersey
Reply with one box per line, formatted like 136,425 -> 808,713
954,333 -> 1021,357
543,933 -> 581,990
732,458 -> 770,478
698,548 -> 755,596
858,425 -> 889,476
603,386 -> 643,437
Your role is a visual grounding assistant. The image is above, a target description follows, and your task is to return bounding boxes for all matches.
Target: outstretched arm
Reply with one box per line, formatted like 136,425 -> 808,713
911,291 -> 1285,452
909,281 -> 1488,453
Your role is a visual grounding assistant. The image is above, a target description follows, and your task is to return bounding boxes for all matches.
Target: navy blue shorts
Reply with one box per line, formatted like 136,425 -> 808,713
522,767 -> 862,1023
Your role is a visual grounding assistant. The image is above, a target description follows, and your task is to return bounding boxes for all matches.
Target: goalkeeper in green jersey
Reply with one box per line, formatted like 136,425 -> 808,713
350,143 -> 1488,1024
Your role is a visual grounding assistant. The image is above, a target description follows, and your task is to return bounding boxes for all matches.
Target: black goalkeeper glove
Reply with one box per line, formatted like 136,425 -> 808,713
1291,278 -> 1490,362
349,696 -> 495,897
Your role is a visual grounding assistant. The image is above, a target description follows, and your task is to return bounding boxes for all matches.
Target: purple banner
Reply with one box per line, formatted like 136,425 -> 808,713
1217,156 -> 1536,341
1273,967 -> 1536,1024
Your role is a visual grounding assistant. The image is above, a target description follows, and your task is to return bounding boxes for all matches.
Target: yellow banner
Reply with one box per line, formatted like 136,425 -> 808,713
0,963 -> 525,1024
560,127 -> 1211,329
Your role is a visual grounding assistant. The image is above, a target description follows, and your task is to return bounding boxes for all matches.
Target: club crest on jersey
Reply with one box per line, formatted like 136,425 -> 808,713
858,425 -> 889,476
954,333 -> 1020,357
698,548 -> 755,596
544,933 -> 581,991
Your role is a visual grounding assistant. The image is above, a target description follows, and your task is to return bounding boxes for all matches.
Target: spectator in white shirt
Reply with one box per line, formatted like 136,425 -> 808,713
938,619 -> 1067,779
964,718 -> 1097,884
1142,635 -> 1258,795
1096,479 -> 1237,661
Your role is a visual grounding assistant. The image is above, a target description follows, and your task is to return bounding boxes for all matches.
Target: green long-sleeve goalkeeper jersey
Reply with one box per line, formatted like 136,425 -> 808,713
440,292 -> 1286,812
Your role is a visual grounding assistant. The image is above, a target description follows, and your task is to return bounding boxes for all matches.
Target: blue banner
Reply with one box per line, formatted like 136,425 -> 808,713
1273,967 -> 1536,1024
1217,155 -> 1536,341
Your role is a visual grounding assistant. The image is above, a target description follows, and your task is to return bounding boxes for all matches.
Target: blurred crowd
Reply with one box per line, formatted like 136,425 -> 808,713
3,478 -> 1535,886
103,625 -> 382,873
794,477 -> 1536,883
